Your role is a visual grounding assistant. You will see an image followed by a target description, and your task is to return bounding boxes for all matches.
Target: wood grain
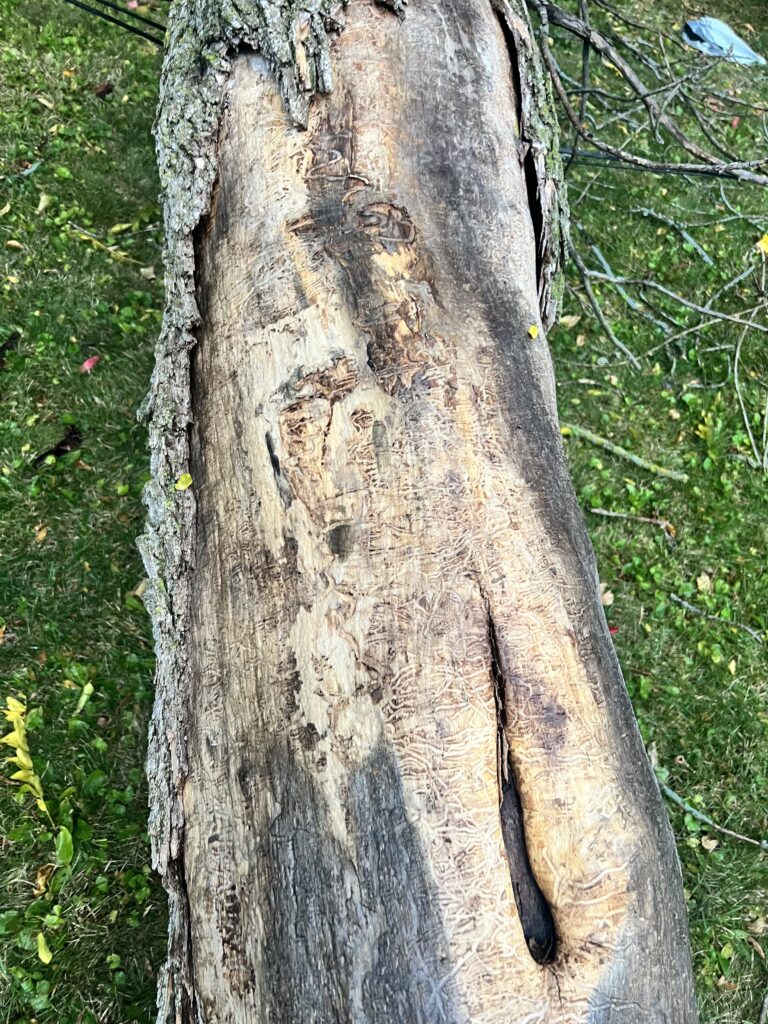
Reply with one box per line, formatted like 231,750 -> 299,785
157,1 -> 700,1020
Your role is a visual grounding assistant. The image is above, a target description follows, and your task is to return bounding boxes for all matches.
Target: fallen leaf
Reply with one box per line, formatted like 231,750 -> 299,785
669,408 -> 680,420
5,240 -> 23,250
696,573 -> 712,593
756,234 -> 768,255
746,937 -> 765,960
79,354 -> 101,374
36,193 -> 51,215
728,659 -> 736,675
139,265 -> 156,280
34,863 -> 56,895
576,334 -> 586,348
600,583 -> 615,607
175,472 -> 193,491
0,202 -> 10,216
34,525 -> 48,544
609,625 -> 619,635
528,324 -> 539,339
37,97 -> 54,110
701,836 -> 719,852
91,81 -> 114,99
558,314 -> 581,329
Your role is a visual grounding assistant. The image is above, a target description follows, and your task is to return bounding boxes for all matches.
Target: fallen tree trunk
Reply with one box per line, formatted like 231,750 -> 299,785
139,0 -> 698,1020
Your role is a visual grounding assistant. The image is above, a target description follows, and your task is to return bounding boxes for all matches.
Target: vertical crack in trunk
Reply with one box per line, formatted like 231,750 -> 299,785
492,4 -> 544,291
486,603 -> 557,966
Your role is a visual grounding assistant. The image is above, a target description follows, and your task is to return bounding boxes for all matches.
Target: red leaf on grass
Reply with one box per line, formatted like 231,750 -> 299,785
79,355 -> 101,374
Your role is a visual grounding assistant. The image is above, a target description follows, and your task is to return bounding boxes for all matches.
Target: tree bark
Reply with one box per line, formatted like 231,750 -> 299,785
139,1 -> 698,1021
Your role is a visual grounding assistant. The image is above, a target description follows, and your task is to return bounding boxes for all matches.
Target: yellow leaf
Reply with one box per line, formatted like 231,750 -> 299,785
174,473 -> 193,491
0,202 -> 10,217
10,747 -> 33,769
10,768 -> 36,783
35,526 -> 48,544
1,729 -> 28,751
528,324 -> 539,339
696,573 -> 712,593
756,234 -> 768,255
728,659 -> 736,675
37,932 -> 53,965
108,222 -> 133,235
6,696 -> 26,715
6,240 -> 23,250
36,194 -> 51,215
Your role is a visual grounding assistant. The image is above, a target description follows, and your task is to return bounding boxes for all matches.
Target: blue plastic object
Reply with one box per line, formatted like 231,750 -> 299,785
682,17 -> 766,66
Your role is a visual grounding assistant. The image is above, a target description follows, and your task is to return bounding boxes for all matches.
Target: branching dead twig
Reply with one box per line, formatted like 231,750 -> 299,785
567,241 -> 642,367
630,207 -> 713,266
586,272 -> 768,334
534,0 -> 768,187
669,593 -> 764,644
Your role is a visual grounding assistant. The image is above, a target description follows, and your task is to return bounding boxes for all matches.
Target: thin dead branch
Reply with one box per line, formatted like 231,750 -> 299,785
561,422 -> 689,481
661,783 -> 768,851
669,593 -> 764,644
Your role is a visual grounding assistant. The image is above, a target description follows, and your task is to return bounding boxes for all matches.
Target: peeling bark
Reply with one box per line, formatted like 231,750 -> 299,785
140,1 -> 697,1021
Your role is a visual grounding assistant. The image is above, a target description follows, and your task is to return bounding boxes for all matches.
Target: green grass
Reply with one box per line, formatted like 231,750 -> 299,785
549,1 -> 768,1018
0,1 -> 165,1021
0,0 -> 766,1022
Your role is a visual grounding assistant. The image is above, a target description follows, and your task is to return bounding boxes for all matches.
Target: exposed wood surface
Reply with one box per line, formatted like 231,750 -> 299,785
145,0 -> 697,1021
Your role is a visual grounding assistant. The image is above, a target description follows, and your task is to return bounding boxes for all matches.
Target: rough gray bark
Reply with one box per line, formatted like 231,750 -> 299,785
139,1 -> 698,1021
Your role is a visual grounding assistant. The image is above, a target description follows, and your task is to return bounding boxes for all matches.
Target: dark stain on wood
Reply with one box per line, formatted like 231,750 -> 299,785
259,738 -> 459,1022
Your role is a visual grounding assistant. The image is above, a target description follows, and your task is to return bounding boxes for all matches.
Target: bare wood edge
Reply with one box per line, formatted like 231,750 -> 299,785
138,2 -> 562,1021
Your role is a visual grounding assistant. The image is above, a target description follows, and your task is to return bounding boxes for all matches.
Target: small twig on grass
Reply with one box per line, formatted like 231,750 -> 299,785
561,422 -> 689,482
734,324 -> 763,470
630,206 -> 713,265
568,242 -> 642,368
589,506 -> 676,543
661,782 -> 768,852
669,593 -> 764,644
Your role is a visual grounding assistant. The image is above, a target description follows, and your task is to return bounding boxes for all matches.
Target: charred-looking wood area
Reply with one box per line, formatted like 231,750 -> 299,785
144,0 -> 698,1021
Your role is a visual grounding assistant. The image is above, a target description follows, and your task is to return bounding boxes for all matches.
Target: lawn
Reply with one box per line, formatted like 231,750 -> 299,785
0,1 -> 766,1022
